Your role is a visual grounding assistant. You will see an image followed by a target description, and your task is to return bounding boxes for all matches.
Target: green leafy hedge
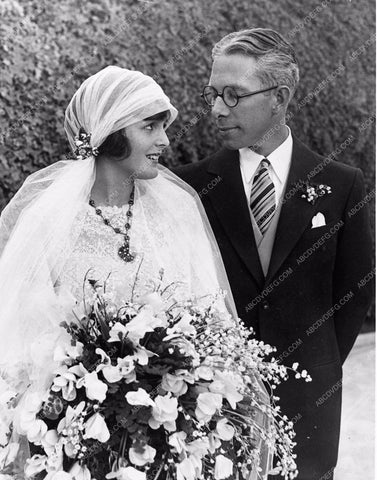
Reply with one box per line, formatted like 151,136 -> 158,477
0,0 -> 374,322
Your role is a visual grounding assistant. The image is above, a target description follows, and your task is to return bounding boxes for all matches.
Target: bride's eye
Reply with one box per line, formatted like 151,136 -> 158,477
145,123 -> 154,131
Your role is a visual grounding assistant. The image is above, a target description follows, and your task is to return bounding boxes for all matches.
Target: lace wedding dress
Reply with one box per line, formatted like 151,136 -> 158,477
57,182 -> 215,305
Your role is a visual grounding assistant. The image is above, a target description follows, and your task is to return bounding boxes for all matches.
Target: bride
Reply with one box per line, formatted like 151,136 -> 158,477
0,66 -> 272,479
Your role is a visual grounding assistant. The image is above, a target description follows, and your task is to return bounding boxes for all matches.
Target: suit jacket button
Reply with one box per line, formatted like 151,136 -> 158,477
262,301 -> 269,310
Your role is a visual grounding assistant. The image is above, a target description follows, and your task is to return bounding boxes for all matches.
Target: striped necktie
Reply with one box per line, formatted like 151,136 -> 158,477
250,158 -> 276,235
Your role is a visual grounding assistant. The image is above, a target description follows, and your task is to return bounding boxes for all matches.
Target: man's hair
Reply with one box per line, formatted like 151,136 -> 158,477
212,28 -> 299,99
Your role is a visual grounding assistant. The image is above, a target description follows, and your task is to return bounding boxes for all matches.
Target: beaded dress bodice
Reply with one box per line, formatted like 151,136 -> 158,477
58,196 -> 194,305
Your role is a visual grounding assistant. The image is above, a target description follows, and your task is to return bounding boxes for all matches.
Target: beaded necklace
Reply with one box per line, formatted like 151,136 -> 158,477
89,184 -> 135,262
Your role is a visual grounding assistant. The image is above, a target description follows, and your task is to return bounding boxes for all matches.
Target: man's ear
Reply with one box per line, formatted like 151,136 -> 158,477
272,86 -> 291,113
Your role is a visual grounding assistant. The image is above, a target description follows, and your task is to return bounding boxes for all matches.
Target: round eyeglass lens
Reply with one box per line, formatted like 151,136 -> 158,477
203,86 -> 217,106
223,87 -> 238,107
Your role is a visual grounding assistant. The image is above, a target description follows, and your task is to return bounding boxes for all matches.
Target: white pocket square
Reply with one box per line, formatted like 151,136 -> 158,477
311,212 -> 326,228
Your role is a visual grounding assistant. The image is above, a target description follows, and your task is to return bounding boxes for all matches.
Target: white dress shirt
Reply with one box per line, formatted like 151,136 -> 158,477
239,126 -> 293,209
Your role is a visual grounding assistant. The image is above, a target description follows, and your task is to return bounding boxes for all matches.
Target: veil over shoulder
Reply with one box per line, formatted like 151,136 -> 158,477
0,158 -> 237,389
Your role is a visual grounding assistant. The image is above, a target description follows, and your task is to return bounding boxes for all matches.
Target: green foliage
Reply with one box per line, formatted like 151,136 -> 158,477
0,0 -> 374,315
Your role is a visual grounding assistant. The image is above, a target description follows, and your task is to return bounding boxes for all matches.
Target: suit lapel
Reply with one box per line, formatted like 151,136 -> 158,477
206,149 -> 265,287
265,136 -> 323,283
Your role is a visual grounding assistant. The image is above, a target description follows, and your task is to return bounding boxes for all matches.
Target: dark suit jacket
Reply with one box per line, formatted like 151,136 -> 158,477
175,135 -> 373,480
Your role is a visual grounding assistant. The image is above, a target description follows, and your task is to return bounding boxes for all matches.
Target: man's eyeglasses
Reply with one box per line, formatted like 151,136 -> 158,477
201,85 -> 278,108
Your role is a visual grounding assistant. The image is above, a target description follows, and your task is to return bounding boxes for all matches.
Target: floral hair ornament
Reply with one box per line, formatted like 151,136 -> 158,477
300,181 -> 332,205
74,130 -> 99,161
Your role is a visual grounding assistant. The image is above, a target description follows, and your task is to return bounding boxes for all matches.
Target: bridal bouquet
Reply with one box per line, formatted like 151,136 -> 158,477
2,273 -> 310,480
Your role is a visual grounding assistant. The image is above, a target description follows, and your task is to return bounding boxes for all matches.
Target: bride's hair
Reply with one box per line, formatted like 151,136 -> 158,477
97,110 -> 171,159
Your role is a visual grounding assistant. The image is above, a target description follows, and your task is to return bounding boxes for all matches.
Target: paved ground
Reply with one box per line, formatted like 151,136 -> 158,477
335,332 -> 375,480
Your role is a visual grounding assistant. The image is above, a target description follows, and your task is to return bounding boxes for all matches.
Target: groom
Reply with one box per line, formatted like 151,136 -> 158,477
175,28 -> 373,479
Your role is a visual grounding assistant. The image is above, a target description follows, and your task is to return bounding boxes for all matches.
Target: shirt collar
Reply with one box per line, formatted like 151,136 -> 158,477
239,126 -> 293,184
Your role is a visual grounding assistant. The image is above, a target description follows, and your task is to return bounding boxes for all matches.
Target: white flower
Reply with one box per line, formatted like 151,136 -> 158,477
57,402 -> 85,434
57,402 -> 86,458
125,388 -> 154,407
149,394 -> 178,431
208,432 -> 221,453
95,349 -> 122,384
161,372 -> 192,397
195,392 -> 222,423
106,466 -> 146,480
108,322 -> 129,343
168,431 -> 187,454
129,444 -> 156,466
126,309 -> 166,343
117,356 -> 136,382
25,454 -> 47,478
132,346 -> 156,366
69,461 -> 92,480
209,371 -> 243,409
101,364 -> 122,383
186,437 -> 210,458
96,349 -> 135,383
167,313 -> 196,337
77,371 -> 108,403
214,454 -> 233,479
0,442 -> 19,469
83,412 -> 110,443
19,392 -> 48,443
95,348 -> 119,382
52,364 -> 86,401
40,429 -> 59,456
168,337 -> 199,360
215,418 -> 235,441
194,366 -> 214,381
176,455 -> 202,480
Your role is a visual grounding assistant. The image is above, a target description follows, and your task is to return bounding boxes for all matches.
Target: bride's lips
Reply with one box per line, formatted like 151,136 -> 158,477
146,153 -> 161,164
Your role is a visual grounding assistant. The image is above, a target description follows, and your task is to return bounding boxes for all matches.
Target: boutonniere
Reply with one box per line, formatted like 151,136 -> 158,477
299,182 -> 332,205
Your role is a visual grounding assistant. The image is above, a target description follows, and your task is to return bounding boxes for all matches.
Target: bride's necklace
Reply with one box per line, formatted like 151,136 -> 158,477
89,185 -> 135,263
